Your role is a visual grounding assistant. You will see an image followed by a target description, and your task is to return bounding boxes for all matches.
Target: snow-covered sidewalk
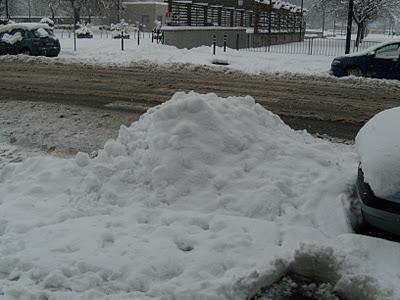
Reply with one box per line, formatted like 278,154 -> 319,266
1,92 -> 399,299
0,33 -> 333,76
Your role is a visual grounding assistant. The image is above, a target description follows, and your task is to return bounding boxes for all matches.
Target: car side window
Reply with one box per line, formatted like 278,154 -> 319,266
24,30 -> 32,39
375,44 -> 400,59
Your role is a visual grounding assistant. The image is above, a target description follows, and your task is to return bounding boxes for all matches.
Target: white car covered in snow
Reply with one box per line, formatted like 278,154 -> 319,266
356,107 -> 400,236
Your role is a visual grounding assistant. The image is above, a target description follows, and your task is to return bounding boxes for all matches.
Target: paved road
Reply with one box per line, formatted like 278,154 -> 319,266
1,60 -> 400,140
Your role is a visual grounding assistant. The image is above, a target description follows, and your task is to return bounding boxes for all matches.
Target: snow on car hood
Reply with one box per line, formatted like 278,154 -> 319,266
356,107 -> 400,199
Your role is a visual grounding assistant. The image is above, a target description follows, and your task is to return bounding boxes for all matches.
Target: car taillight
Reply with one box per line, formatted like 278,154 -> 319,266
32,40 -> 41,48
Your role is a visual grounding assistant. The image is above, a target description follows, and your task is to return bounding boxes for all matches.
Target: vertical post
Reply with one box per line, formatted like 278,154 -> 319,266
268,0 -> 272,51
333,13 -> 336,36
168,0 -> 172,13
73,13 -> 77,51
121,33 -> 124,51
5,0 -> 9,19
224,34 -> 227,52
213,35 -> 216,55
299,0 -> 304,41
204,4 -> 208,26
137,28 -> 140,45
254,3 -> 259,34
187,3 -> 192,26
28,0 -> 32,21
236,33 -> 239,50
345,0 -> 354,54
116,0 -> 120,23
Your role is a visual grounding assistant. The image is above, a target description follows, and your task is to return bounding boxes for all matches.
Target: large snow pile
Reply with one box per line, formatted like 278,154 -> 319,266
356,107 -> 400,199
1,92 -> 399,299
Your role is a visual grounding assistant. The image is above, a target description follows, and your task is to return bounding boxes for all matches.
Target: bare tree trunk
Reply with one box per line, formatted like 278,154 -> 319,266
74,6 -> 81,23
355,22 -> 361,47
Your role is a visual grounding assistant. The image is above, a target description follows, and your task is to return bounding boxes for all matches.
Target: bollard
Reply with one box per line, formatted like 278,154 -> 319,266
138,29 -> 140,45
213,35 -> 216,55
236,33 -> 239,51
121,35 -> 124,51
152,31 -> 154,43
223,34 -> 227,52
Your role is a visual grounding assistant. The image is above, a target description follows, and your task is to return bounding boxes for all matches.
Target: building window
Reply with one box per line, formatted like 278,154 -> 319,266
142,15 -> 150,25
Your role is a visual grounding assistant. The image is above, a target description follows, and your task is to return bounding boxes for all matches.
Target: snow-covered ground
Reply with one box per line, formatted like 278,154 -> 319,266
1,31 -> 399,77
0,31 -> 332,76
57,36 -> 332,75
1,92 -> 400,299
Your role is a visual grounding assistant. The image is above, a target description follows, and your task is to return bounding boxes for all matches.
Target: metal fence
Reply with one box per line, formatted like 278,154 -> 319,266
241,37 -> 381,57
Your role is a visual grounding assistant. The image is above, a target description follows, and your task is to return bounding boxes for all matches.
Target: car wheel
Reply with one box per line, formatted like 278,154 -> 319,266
21,48 -> 31,56
346,66 -> 363,77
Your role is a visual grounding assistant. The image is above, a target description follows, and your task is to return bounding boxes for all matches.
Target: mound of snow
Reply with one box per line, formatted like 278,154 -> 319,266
0,92 -> 369,299
72,92 -> 354,223
356,107 -> 400,199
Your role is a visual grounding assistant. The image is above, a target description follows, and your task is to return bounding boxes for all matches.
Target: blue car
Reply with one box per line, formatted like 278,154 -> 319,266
0,23 -> 60,57
330,41 -> 400,80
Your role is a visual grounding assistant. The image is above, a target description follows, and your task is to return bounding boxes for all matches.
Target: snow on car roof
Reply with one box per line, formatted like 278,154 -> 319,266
0,22 -> 50,33
343,39 -> 400,58
356,107 -> 400,199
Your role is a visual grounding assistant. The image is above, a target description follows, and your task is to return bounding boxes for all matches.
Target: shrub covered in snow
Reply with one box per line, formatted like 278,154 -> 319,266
111,19 -> 131,39
76,23 -> 93,38
40,17 -> 55,31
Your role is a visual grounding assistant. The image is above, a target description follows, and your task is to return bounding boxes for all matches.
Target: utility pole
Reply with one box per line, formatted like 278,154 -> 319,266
345,0 -> 354,54
5,0 -> 9,19
299,0 -> 304,41
28,0 -> 32,21
268,0 -> 272,50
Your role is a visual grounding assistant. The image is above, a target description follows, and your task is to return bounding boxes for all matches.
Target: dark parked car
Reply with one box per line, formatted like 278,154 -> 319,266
355,107 -> 400,236
0,23 -> 60,57
330,41 -> 400,80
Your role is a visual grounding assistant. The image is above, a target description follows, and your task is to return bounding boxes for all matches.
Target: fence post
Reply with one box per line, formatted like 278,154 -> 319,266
188,3 -> 192,26
213,35 -> 216,55
204,5 -> 208,26
224,34 -> 227,52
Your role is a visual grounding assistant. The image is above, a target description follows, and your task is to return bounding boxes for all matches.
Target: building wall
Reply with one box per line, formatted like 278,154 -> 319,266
162,27 -> 305,49
162,27 -> 247,49
123,3 -> 168,30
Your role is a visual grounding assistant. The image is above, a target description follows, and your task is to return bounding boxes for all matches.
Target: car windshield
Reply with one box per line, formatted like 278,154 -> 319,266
33,28 -> 53,38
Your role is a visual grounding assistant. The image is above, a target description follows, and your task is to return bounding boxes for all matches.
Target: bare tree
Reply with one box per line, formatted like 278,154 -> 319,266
311,0 -> 400,45
61,0 -> 117,23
